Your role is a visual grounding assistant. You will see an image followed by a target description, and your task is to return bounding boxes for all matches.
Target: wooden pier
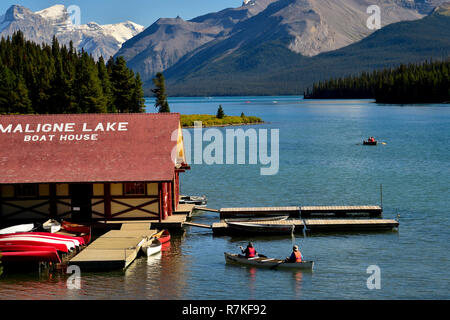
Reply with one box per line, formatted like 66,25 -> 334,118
211,218 -> 398,235
218,205 -> 383,219
219,206 -> 300,219
300,206 -> 382,217
69,223 -> 157,271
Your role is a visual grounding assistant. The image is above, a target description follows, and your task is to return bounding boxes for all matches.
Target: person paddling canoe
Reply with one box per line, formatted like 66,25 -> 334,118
285,245 -> 303,263
240,242 -> 257,258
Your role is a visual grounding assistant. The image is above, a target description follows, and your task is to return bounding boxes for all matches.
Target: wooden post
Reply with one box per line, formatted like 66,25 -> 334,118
158,182 -> 162,222
104,183 -> 111,221
49,183 -> 57,219
380,184 -> 383,209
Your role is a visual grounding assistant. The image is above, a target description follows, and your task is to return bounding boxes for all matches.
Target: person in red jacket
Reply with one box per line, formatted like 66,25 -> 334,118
285,245 -> 303,263
240,242 -> 257,258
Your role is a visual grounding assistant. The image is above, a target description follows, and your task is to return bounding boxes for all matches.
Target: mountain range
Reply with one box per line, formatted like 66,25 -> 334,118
163,2 -> 450,96
113,0 -> 448,95
0,4 -> 144,60
1,1 -> 449,96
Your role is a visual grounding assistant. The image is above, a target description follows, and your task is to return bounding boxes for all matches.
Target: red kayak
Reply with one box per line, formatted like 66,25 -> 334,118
0,232 -> 85,246
62,221 -> 91,234
0,238 -> 69,253
0,245 -> 58,252
156,230 -> 171,244
0,250 -> 61,263
0,234 -> 78,250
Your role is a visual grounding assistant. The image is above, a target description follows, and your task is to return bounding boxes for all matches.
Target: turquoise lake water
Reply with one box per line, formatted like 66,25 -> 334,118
0,96 -> 449,299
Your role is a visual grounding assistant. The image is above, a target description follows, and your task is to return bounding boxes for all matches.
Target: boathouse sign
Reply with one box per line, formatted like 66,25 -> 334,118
0,122 -> 129,142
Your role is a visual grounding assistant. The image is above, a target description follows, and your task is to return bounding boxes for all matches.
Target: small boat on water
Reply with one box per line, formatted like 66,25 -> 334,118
224,216 -> 289,223
363,140 -> 377,145
154,229 -> 171,244
42,219 -> 61,233
0,223 -> 35,235
141,238 -> 162,257
179,195 -> 207,206
225,221 -> 295,235
224,253 -> 314,270
61,220 -> 91,234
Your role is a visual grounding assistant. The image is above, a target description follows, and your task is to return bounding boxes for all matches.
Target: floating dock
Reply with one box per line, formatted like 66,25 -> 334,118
216,205 -> 383,219
211,218 -> 398,235
69,223 -> 156,271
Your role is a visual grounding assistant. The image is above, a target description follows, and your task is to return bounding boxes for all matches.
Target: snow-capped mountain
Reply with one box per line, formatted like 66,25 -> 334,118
0,4 -> 144,60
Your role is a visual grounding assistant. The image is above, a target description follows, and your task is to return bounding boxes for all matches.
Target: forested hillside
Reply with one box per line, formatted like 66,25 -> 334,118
304,59 -> 450,103
0,32 -> 145,114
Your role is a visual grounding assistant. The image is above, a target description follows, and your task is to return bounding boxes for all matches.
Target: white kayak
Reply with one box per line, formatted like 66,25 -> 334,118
0,223 -> 34,235
43,219 -> 61,233
224,252 -> 314,270
141,238 -> 162,257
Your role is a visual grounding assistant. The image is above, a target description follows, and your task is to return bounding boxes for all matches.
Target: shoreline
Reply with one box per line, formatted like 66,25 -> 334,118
182,121 -> 266,129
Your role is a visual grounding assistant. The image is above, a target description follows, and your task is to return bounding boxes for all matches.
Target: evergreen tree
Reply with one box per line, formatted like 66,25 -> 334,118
10,75 -> 33,114
152,72 -> 170,112
130,73 -> 146,113
72,52 -> 107,113
110,56 -> 134,113
216,105 -> 225,119
97,56 -> 115,112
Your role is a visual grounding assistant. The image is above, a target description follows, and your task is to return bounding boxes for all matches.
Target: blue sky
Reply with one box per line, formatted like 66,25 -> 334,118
0,0 -> 243,27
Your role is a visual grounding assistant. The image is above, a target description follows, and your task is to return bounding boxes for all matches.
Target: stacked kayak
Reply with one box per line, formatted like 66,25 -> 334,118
0,230 -> 86,268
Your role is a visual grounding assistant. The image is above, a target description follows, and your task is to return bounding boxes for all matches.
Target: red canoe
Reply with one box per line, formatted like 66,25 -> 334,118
156,230 -> 171,244
62,221 -> 91,234
0,238 -> 69,253
0,250 -> 61,263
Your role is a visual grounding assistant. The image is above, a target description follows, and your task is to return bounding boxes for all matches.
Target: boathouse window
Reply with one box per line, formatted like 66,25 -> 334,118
15,184 -> 38,198
124,182 -> 146,196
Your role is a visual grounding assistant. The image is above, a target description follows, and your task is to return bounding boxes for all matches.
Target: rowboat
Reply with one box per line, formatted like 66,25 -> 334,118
363,140 -> 377,145
0,223 -> 35,235
0,250 -> 61,263
224,216 -> 289,223
61,220 -> 91,234
225,221 -> 295,235
179,195 -> 207,206
154,229 -> 171,244
141,238 -> 162,257
224,253 -> 314,270
43,219 -> 61,233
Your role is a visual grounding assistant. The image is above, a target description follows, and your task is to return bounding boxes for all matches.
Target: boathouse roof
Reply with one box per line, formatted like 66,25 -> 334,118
0,113 -> 186,184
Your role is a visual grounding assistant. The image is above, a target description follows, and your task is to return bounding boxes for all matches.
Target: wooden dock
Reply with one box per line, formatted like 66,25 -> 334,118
218,205 -> 383,218
211,218 -> 398,235
219,206 -> 300,219
300,206 -> 382,217
69,223 -> 156,271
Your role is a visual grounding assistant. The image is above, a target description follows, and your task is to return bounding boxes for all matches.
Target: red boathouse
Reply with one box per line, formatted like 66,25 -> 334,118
0,113 -> 189,223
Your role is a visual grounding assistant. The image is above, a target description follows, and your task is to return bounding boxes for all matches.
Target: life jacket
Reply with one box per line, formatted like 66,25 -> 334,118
246,247 -> 256,258
294,251 -> 302,262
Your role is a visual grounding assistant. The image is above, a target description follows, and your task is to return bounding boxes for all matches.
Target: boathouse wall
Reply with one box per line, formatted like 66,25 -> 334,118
0,180 -> 179,222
